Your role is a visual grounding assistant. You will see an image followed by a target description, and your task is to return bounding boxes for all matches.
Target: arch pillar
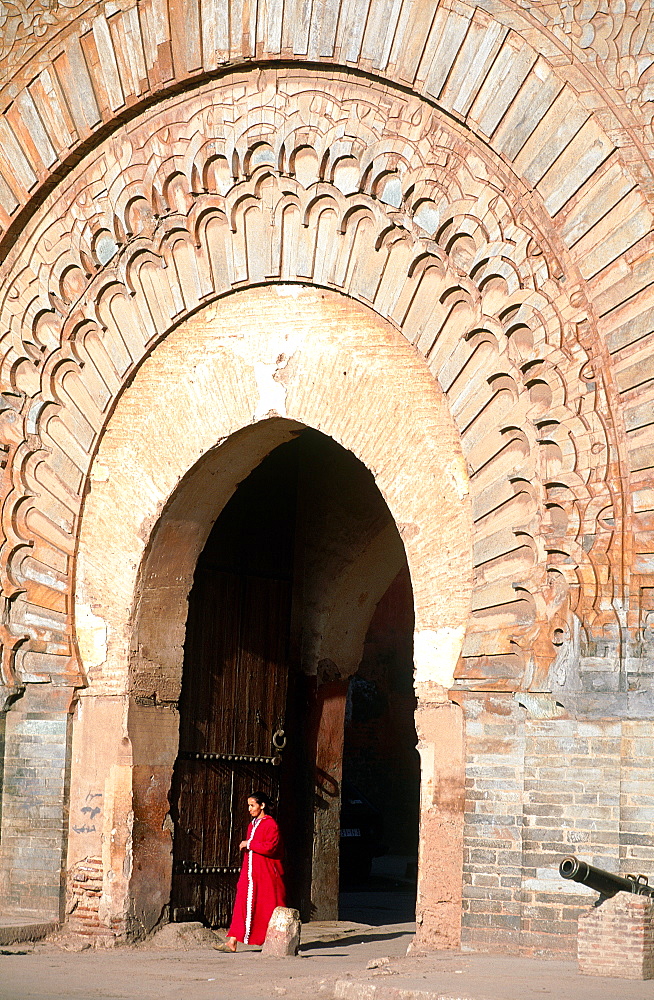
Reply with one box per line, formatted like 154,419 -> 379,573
70,285 -> 472,942
413,698 -> 466,951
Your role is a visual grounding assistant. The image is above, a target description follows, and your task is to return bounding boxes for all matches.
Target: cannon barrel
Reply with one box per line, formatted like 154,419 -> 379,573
559,855 -> 654,899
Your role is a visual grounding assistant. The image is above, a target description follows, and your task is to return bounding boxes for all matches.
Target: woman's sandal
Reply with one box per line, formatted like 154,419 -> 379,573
213,941 -> 237,953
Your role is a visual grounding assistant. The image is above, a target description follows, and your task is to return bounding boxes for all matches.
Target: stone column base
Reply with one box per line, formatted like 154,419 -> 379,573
578,893 -> 654,979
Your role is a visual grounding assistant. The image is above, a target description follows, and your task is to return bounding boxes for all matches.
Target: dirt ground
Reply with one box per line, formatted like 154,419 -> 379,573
0,920 -> 651,1000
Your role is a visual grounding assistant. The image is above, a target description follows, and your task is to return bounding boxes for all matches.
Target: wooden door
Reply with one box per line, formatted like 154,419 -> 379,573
170,565 -> 292,927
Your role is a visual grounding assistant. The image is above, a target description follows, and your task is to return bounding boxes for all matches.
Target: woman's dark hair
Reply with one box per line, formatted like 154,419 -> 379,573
249,791 -> 273,813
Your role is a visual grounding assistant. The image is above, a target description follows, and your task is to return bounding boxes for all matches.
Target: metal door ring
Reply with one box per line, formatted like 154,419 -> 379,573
272,729 -> 286,751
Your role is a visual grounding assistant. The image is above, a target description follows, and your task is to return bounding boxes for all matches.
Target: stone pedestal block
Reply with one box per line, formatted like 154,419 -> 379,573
578,893 -> 654,979
262,907 -> 301,956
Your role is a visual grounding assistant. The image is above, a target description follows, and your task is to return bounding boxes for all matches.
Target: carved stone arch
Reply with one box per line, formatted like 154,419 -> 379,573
70,285 -> 472,942
0,16 -> 651,617
0,74 -> 624,709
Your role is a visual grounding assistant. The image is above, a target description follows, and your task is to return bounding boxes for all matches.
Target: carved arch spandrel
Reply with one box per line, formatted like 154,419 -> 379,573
0,76 -> 624,700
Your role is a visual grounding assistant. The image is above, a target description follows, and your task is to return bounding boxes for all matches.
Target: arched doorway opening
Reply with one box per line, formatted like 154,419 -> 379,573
71,285 -> 471,945
168,425 -> 415,927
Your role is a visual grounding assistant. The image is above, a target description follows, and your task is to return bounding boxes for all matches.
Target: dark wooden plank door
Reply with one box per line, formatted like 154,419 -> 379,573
171,566 -> 291,927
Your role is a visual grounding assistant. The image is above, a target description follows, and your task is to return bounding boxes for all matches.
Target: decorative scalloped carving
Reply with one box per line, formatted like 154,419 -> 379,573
0,75 -> 623,694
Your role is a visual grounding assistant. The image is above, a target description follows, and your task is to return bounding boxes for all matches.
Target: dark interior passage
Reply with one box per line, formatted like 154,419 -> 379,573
170,423 -> 419,928
339,565 -> 419,925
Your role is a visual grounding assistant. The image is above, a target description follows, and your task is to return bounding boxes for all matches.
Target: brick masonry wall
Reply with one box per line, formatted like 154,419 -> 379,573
460,694 -> 654,956
578,894 -> 654,979
519,718 -> 621,956
0,686 -> 73,920
65,856 -> 117,943
66,857 -> 103,935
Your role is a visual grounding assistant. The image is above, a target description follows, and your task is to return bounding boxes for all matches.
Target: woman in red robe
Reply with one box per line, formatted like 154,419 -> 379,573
216,792 -> 286,951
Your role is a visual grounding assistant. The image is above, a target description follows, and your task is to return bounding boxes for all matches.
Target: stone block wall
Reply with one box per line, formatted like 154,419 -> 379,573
460,695 -> 526,952
0,710 -> 5,906
620,727 -> 654,877
461,695 -> 654,956
0,687 -> 73,920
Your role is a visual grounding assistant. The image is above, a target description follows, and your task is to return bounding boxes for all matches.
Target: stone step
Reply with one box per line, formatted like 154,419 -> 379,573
0,919 -> 58,946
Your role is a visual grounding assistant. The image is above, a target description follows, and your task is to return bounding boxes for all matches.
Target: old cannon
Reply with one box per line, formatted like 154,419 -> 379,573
559,855 -> 654,900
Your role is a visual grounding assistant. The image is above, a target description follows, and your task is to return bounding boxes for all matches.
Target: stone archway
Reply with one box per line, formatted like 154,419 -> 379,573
2,18 -> 651,952
0,69 -> 621,709
67,285 -> 472,945
0,70 -> 629,941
